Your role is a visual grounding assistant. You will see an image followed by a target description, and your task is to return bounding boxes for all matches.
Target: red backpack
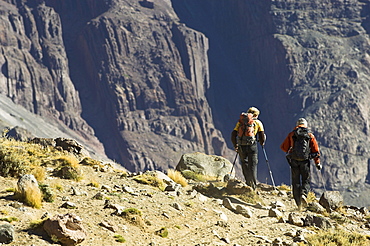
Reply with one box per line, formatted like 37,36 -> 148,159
237,113 -> 256,145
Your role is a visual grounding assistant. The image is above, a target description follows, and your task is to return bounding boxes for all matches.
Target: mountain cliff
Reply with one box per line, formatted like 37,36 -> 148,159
1,0 -> 370,205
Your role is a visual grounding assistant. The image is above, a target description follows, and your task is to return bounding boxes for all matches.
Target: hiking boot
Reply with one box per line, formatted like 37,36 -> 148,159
300,194 -> 308,208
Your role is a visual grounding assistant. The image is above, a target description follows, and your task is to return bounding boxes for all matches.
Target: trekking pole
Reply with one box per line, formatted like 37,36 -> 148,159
223,152 -> 238,182
230,151 -> 238,175
261,146 -> 276,188
316,164 -> 327,192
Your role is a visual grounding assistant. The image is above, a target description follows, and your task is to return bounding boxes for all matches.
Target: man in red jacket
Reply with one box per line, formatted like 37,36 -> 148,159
280,118 -> 321,210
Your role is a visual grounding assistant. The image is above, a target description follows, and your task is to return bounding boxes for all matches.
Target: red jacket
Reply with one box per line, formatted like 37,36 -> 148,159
280,124 -> 320,164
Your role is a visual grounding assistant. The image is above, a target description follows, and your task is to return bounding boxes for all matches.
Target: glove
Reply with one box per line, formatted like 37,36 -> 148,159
316,163 -> 322,171
310,153 -> 319,159
234,144 -> 239,151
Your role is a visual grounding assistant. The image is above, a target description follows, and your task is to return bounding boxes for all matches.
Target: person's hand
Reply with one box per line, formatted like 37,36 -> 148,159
316,163 -> 322,171
234,145 -> 239,152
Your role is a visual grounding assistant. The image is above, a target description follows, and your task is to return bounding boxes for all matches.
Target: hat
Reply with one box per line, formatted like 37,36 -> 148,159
247,107 -> 260,117
296,118 -> 308,127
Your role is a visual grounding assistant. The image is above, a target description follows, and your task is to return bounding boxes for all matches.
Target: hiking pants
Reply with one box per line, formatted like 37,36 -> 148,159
238,142 -> 258,189
290,159 -> 311,207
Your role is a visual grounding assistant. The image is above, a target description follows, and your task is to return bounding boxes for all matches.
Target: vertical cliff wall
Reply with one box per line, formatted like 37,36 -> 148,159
0,0 -> 105,154
0,0 -> 229,173
172,0 -> 370,200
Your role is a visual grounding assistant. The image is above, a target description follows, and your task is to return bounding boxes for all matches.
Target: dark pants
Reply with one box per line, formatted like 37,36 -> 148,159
289,159 -> 311,207
238,142 -> 258,189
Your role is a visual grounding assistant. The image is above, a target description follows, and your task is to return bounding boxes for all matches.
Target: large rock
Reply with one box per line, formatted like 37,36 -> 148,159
17,174 -> 39,199
43,213 -> 86,246
304,214 -> 333,229
319,191 -> 344,212
0,223 -> 14,244
176,152 -> 233,178
5,126 -> 34,142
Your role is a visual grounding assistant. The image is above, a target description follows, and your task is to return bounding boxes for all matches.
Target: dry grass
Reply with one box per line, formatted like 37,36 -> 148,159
48,179 -> 63,191
277,184 -> 291,191
306,228 -> 369,246
15,184 -> 43,209
54,155 -> 80,168
54,155 -> 83,181
307,191 -> 317,203
180,170 -> 219,182
0,138 -> 79,179
167,169 -> 188,187
133,174 -> 166,191
79,156 -> 101,166
31,166 -> 46,182
234,190 -> 264,205
0,137 -> 87,207
0,138 -> 65,177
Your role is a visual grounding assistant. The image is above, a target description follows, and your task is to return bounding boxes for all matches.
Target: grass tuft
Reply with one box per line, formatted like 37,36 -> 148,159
133,174 -> 166,191
181,170 -> 208,182
114,234 -> 126,243
0,217 -> 18,223
167,169 -> 188,187
54,155 -> 83,181
23,184 -> 43,209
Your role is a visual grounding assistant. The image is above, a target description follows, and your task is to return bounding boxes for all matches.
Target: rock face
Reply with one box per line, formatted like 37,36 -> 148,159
172,0 -> 370,194
0,0 -> 228,173
1,0 -> 370,205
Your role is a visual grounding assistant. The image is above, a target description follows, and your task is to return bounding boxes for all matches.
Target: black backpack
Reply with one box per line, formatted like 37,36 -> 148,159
290,127 -> 311,161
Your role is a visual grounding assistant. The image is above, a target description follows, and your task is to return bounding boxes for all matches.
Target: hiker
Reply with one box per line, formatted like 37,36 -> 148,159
231,107 -> 266,189
280,118 -> 321,210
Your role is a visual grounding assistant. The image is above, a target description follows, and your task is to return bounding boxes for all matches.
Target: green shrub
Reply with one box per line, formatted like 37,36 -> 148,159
39,184 -> 55,203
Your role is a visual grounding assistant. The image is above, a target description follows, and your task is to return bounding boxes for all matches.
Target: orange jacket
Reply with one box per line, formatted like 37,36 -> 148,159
280,125 -> 320,164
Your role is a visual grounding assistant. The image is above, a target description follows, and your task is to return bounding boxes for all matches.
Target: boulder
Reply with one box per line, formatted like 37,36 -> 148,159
226,179 -> 254,195
319,191 -> 343,212
304,214 -> 333,229
0,223 -> 14,244
17,174 -> 40,200
55,138 -> 83,155
5,126 -> 34,142
176,152 -> 233,178
235,205 -> 253,218
43,213 -> 86,246
288,213 -> 304,227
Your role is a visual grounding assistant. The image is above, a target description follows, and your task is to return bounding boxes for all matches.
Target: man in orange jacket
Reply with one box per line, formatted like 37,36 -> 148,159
280,118 -> 321,210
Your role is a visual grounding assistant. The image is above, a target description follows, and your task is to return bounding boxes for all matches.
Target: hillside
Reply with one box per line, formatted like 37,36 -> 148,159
0,139 -> 369,245
1,0 -> 370,208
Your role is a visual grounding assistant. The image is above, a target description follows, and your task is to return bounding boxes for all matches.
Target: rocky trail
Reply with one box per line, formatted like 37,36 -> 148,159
0,160 -> 369,246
